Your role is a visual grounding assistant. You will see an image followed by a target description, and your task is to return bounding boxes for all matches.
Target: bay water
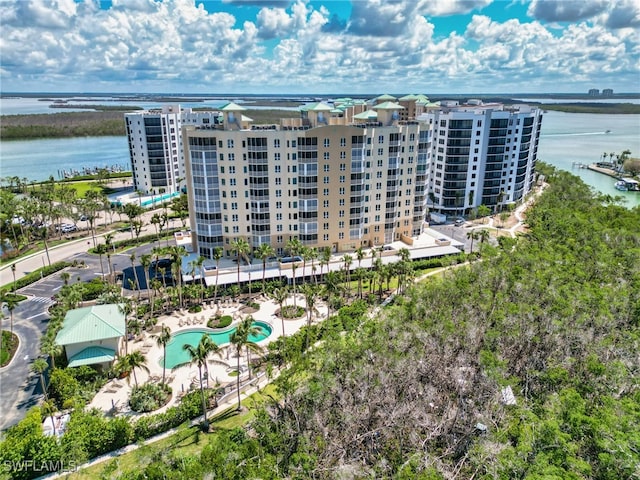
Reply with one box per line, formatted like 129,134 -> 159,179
0,105 -> 638,207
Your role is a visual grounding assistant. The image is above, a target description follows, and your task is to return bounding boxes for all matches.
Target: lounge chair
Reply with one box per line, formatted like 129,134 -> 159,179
178,319 -> 184,327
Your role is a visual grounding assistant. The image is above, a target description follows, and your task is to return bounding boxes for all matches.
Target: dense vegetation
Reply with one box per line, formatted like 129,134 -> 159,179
93,167 -> 639,479
1,168 -> 638,479
539,102 -> 640,114
0,109 -> 300,140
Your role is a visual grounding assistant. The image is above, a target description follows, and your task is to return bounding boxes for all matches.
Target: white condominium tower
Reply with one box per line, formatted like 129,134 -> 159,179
125,105 -> 221,195
422,100 -> 543,215
181,95 -> 542,260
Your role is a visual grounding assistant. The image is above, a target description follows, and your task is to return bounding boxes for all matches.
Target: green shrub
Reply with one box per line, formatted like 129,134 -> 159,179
188,304 -> 203,313
48,369 -> 81,407
129,383 -> 172,413
281,305 -> 305,319
207,315 -> 232,329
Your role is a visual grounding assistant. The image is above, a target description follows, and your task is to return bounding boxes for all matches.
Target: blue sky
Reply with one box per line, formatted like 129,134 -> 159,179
0,0 -> 638,94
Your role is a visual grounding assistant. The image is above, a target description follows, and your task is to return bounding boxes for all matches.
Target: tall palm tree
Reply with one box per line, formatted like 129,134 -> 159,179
467,230 -> 479,253
231,237 -> 250,294
478,229 -> 490,247
319,246 -> 331,282
270,286 -> 289,339
195,255 -> 207,303
286,237 -> 303,306
94,243 -> 107,278
180,334 -> 219,425
212,247 -> 223,303
230,317 -> 264,410
40,334 -> 62,370
152,324 -> 172,385
2,295 -> 18,335
355,246 -> 365,298
129,253 -> 140,298
31,357 -> 49,400
140,254 -> 152,310
301,284 -> 319,348
342,254 -> 353,296
255,243 -> 275,295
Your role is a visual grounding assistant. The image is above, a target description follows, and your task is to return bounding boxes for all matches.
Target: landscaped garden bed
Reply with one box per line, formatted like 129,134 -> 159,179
129,382 -> 173,413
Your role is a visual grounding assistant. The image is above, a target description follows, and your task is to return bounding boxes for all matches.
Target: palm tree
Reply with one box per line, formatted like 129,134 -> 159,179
212,247 -> 223,303
115,351 -> 149,387
318,246 -> 331,282
195,255 -> 206,303
140,253 -> 153,313
478,229 -> 490,247
230,317 -> 264,410
129,253 -> 140,297
180,334 -> 219,425
255,243 -> 275,295
301,284 -> 320,348
40,334 -> 62,370
467,230 -> 479,253
152,325 -> 172,385
342,254 -> 353,296
60,271 -> 70,286
31,357 -> 49,400
104,232 -> 115,254
355,246 -> 365,298
286,237 -> 303,306
94,243 -> 107,278
270,286 -> 289,339
2,295 -> 18,335
231,237 -> 250,293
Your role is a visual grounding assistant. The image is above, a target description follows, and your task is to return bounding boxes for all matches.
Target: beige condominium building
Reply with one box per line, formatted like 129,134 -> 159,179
176,94 -> 541,260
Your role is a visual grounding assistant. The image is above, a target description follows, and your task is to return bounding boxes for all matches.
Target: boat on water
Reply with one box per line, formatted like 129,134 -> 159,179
605,130 -> 611,134
614,180 -> 628,191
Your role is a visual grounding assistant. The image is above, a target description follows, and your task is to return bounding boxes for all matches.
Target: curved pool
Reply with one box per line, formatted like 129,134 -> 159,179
161,321 -> 273,369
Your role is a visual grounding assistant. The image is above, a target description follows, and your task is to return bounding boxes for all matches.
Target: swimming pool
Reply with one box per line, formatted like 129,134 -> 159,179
161,321 -> 273,369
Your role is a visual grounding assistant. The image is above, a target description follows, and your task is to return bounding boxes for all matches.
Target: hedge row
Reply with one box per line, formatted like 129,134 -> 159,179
1,261 -> 71,294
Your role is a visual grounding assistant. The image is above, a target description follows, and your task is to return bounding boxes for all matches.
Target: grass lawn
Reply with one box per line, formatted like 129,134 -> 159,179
63,384 -> 277,479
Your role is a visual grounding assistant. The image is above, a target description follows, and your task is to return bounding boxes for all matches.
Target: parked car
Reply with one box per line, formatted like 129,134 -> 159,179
454,218 -> 465,226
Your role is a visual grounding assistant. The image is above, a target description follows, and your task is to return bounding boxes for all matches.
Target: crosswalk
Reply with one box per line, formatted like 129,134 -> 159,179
30,297 -> 56,306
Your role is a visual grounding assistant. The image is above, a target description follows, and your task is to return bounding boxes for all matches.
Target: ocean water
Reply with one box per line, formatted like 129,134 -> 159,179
538,111 -> 640,207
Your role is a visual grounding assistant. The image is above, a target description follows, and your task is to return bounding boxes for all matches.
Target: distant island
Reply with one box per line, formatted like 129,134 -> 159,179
1,94 -> 639,140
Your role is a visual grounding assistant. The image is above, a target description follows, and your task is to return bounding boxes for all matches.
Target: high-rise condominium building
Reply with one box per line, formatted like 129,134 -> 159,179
423,100 -> 543,215
125,105 -> 221,195
181,96 -> 542,260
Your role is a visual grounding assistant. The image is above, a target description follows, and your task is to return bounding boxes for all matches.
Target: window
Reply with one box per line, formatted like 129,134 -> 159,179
232,226 -> 239,233
339,221 -> 345,228
277,225 -> 283,232
220,166 -> 225,174
275,178 -> 281,185
323,164 -> 330,172
275,165 -> 281,173
274,153 -> 281,161
323,234 -> 329,241
323,212 -> 329,219
227,139 -> 234,148
339,163 -> 346,171
274,139 -> 280,148
323,188 -> 329,196
339,232 -> 344,239
375,215 -> 380,222
276,213 -> 282,221
339,210 -> 345,217
324,138 -> 330,147
378,135 -> 384,143
231,202 -> 238,210
323,200 -> 329,208
229,153 -> 235,161
276,201 -> 282,209
323,176 -> 330,184
339,198 -> 345,206
339,187 -> 345,195
340,151 -> 346,159
377,148 -> 384,156
340,137 -> 346,147
323,223 -> 329,230
324,152 -> 330,160
276,190 -> 282,197
339,175 -> 345,183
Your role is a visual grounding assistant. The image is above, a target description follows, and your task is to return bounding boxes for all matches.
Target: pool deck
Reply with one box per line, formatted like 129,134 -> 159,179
88,295 -> 320,416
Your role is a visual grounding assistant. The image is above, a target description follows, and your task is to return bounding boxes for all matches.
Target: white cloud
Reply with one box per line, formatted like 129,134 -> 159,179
527,0 -> 609,22
0,0 -> 637,94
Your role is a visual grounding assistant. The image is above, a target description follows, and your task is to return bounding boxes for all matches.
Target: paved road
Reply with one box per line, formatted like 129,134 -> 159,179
0,294 -> 56,430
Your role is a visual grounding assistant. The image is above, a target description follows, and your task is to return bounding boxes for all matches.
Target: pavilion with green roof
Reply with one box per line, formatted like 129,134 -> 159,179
55,304 -> 126,368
